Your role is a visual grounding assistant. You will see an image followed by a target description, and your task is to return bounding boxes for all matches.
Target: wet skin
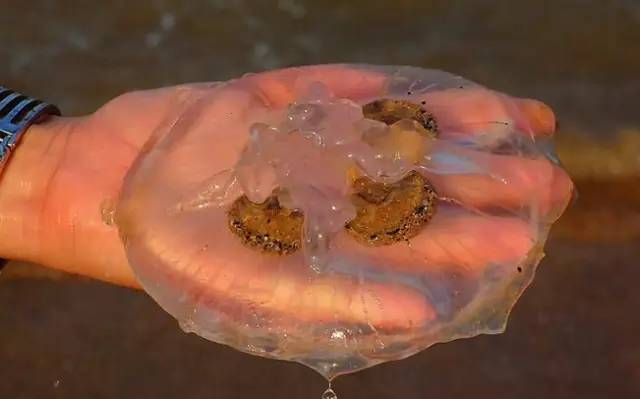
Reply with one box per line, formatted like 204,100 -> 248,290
0,65 -> 573,329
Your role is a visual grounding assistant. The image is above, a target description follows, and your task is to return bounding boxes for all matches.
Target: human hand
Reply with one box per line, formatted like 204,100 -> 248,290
0,65 -> 573,330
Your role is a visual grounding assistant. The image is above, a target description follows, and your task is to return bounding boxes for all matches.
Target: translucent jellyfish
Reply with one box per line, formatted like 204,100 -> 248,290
115,65 -> 573,380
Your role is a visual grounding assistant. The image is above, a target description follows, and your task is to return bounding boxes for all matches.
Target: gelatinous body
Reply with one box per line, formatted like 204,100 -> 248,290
116,65 -> 572,379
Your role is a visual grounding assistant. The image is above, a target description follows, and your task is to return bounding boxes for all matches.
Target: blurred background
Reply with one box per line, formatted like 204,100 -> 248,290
1,1 -> 638,398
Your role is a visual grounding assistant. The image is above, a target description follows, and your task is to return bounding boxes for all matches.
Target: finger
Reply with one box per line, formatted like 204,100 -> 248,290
244,64 -> 387,108
515,97 -> 557,135
332,206 -> 535,275
424,148 -> 574,220
422,88 -> 557,138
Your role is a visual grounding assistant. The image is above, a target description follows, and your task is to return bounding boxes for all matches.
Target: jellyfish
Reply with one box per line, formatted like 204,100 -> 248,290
115,64 -> 573,384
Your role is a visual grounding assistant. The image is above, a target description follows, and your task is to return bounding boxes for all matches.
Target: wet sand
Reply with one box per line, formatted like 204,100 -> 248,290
1,1 -> 638,397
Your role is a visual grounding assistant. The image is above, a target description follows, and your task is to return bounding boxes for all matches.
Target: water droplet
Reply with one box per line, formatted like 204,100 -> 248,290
330,329 -> 346,342
174,170 -> 240,211
321,387 -> 337,399
179,319 -> 196,333
100,199 -> 117,226
287,103 -> 327,129
304,228 -> 329,274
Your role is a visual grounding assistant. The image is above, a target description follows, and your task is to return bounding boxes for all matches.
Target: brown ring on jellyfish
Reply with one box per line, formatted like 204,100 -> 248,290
227,192 -> 303,255
362,98 -> 438,137
227,99 -> 440,253
345,99 -> 439,245
345,171 -> 437,246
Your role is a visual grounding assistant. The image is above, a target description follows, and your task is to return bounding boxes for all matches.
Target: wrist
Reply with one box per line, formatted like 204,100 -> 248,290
0,85 -> 200,288
0,117 -> 139,287
0,117 -> 74,260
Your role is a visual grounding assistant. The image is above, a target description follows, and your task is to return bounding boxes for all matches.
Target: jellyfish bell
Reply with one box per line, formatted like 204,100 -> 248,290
115,64 -> 573,379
